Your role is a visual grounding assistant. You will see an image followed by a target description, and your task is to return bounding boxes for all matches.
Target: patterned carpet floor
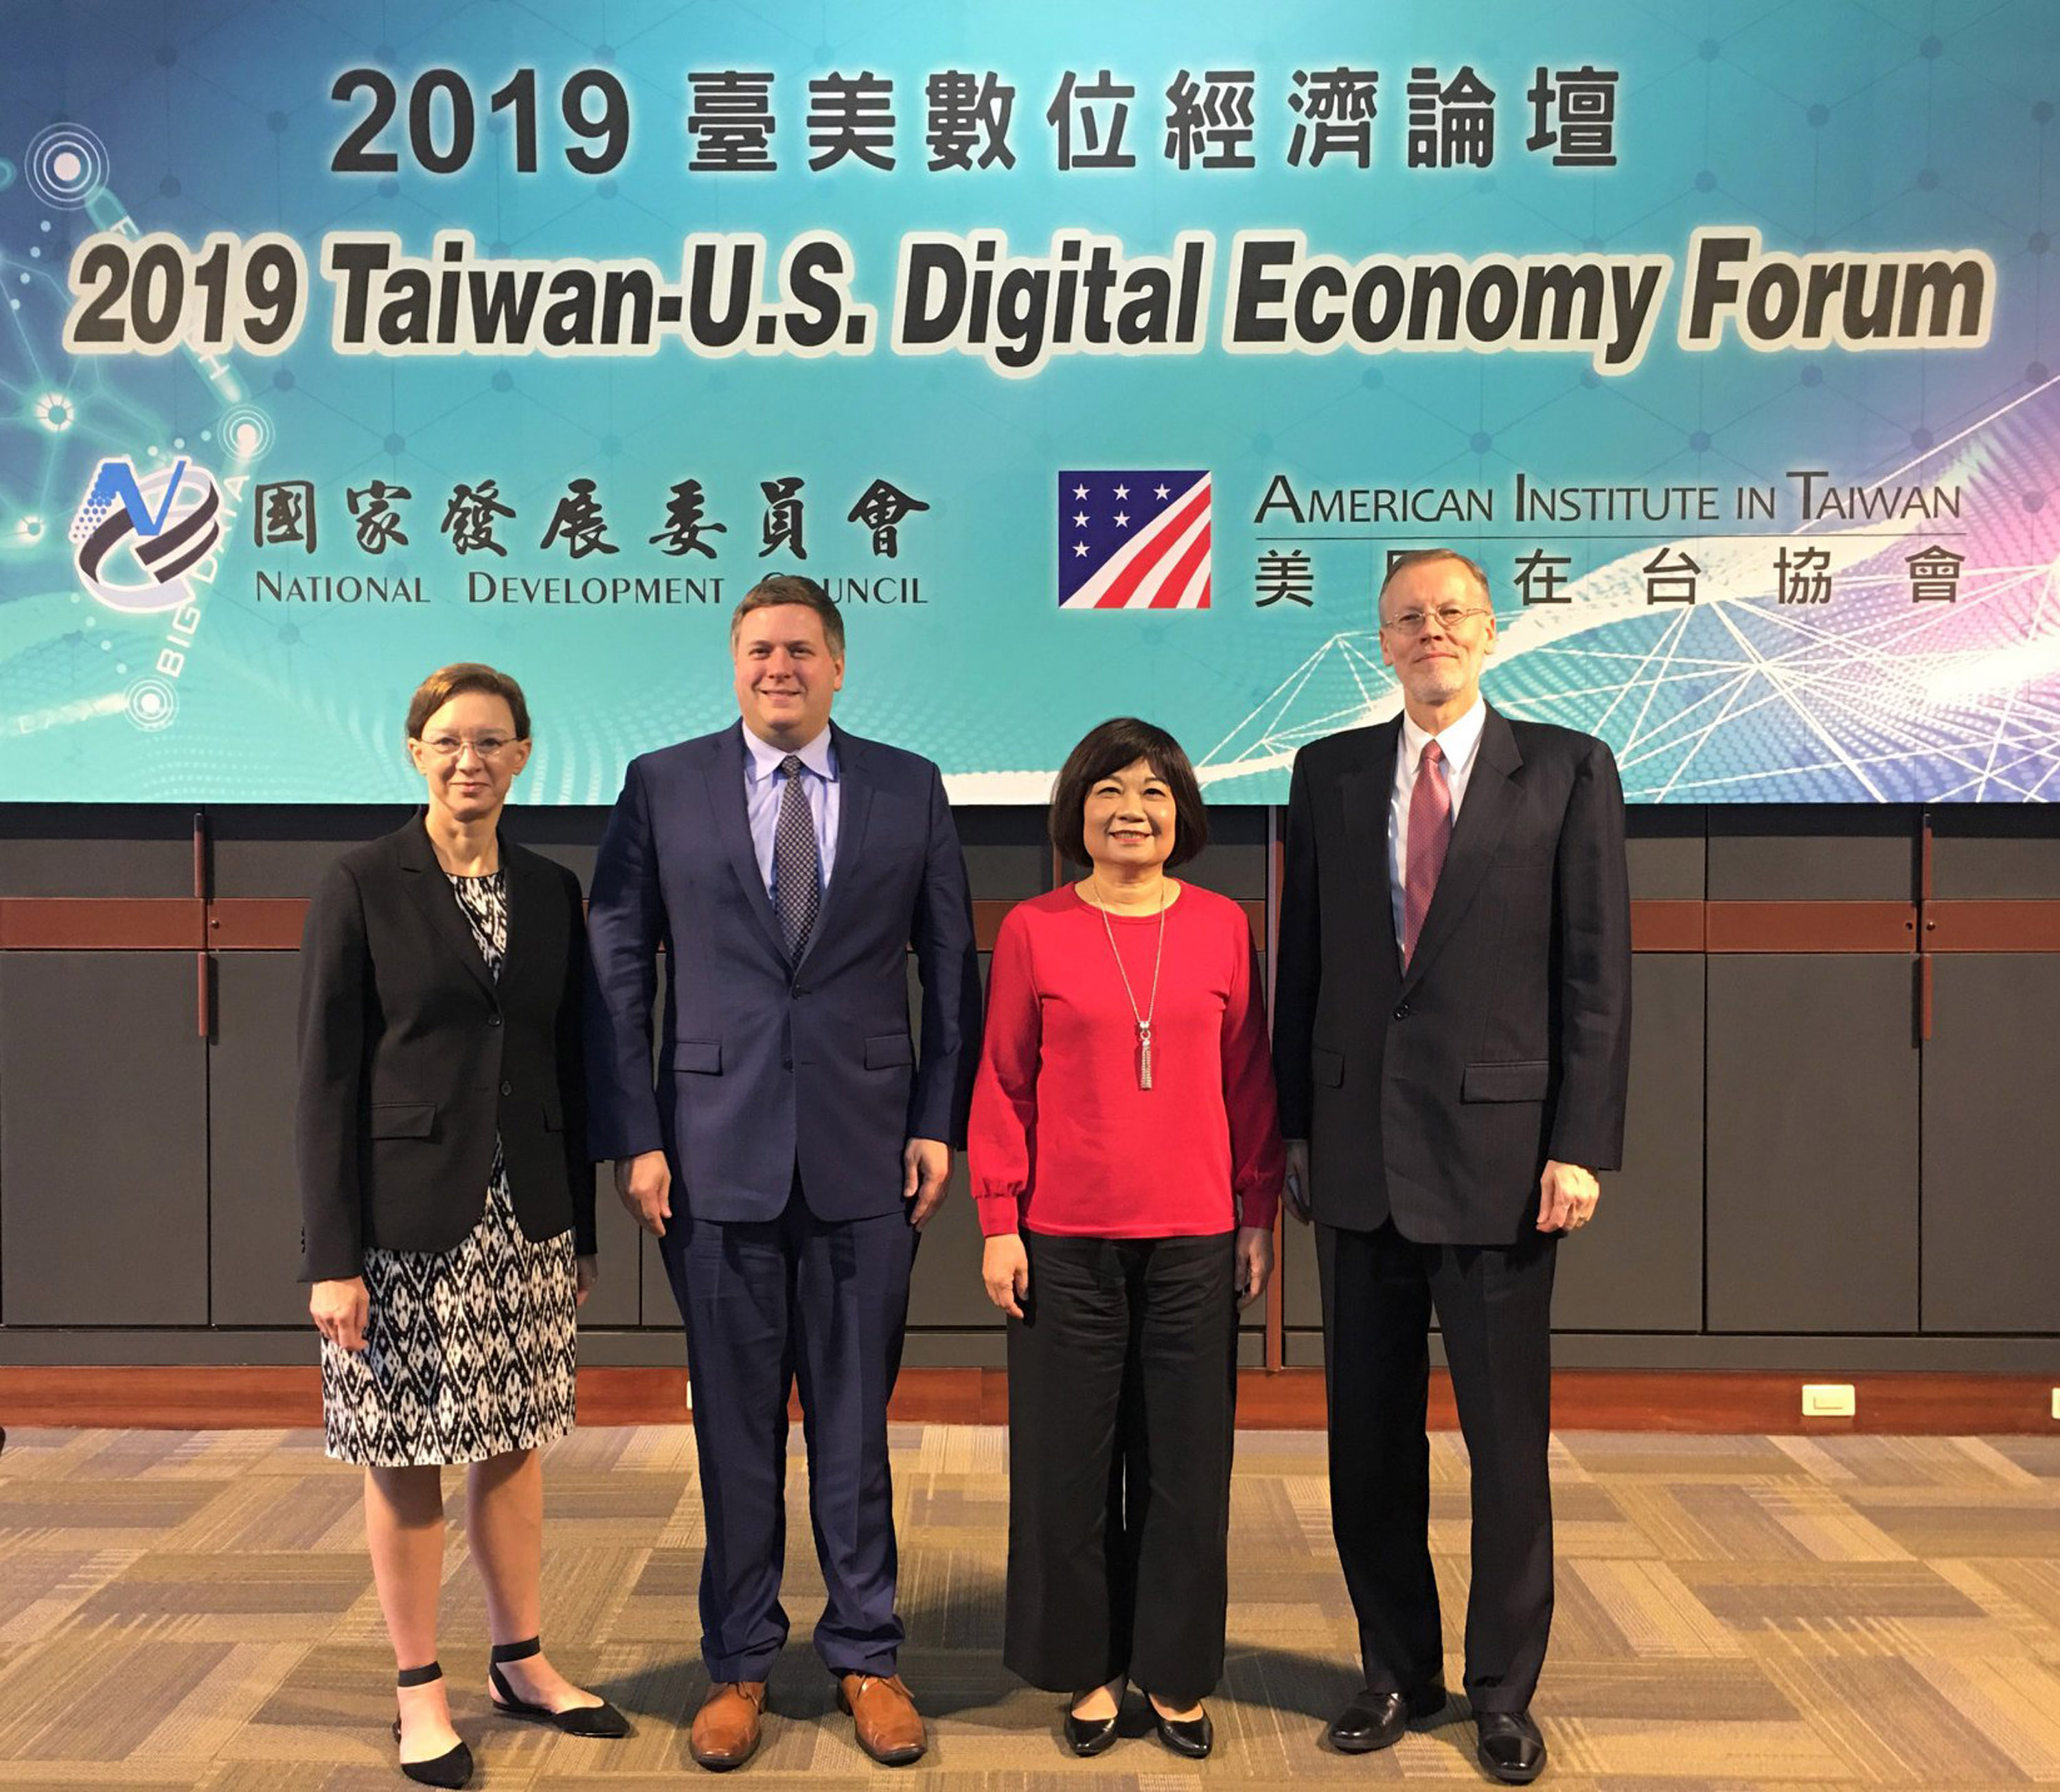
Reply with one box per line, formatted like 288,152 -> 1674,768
0,1425 -> 2055,1788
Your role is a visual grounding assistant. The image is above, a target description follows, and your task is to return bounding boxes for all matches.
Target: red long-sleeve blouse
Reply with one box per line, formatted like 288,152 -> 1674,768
969,883 -> 1285,1238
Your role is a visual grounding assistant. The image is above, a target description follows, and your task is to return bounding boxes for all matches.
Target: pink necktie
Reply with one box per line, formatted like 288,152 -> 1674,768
1402,739 -> 1451,967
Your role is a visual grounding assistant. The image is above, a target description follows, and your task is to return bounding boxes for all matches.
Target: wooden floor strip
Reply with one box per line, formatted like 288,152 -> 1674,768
0,1366 -> 2052,1432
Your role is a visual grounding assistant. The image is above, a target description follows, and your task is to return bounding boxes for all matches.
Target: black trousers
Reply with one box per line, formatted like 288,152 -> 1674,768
1317,1218 -> 1557,1715
1003,1228 -> 1239,1705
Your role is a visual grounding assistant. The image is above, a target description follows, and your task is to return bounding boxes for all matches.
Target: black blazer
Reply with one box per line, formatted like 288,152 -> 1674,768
1272,705 -> 1632,1245
296,818 -> 594,1281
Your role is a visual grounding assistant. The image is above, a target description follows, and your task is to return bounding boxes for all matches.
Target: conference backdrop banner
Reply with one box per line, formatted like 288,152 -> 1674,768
3,0 -> 2055,803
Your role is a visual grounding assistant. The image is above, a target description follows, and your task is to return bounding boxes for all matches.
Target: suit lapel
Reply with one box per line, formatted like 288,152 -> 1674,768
1400,704 -> 1523,993
497,839 -> 549,1002
794,722 -> 871,977
1342,721 -> 1404,986
394,818 -> 497,998
709,723 -> 788,961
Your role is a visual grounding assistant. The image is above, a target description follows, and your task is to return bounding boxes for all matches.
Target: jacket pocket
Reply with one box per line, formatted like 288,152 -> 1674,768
674,1037 -> 722,1074
367,1100 -> 437,1139
865,1032 -> 914,1070
1311,1046 -> 1345,1088
1462,1060 -> 1550,1103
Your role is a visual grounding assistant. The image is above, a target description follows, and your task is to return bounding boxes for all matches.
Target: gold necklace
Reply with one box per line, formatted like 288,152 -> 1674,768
1090,873 -> 1167,1090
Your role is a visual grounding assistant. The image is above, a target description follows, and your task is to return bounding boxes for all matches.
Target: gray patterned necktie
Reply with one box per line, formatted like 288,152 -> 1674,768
774,754 -> 820,962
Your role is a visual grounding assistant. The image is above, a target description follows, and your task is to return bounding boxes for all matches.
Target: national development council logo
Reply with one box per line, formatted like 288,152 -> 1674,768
70,457 -> 226,613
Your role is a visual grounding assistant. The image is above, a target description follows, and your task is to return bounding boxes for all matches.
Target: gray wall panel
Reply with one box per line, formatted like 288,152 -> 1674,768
578,1165 -> 643,1328
1921,955 -> 2060,1333
0,809 -> 195,897
209,954 -> 310,1326
1708,809 -> 1913,900
956,807 -> 1050,899
908,1162 -> 995,1329
1,953 -> 208,1324
209,808 -> 413,897
1625,812 -> 1706,900
1929,811 -> 2060,899
1707,955 -> 1919,1332
1554,954 -> 1704,1331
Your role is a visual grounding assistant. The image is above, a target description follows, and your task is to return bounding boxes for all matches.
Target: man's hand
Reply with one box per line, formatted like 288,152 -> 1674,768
1283,1139 -> 1312,1223
615,1150 -> 673,1238
310,1276 -> 369,1351
1537,1160 -> 1601,1233
575,1255 -> 600,1307
981,1232 -> 1030,1318
1235,1226 -> 1274,1308
902,1137 -> 952,1229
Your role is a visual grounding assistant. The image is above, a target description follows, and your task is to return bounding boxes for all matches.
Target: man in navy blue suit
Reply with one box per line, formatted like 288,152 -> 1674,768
586,573 -> 980,1771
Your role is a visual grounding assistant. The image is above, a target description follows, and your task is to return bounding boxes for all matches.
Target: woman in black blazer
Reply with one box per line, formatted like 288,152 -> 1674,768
298,663 -> 628,1789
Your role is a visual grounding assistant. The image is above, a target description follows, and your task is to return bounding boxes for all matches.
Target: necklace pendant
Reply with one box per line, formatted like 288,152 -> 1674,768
1137,1020 -> 1154,1092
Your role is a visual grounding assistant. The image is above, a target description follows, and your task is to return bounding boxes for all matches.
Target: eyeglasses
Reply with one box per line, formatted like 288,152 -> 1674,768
1380,604 -> 1492,636
418,735 -> 518,760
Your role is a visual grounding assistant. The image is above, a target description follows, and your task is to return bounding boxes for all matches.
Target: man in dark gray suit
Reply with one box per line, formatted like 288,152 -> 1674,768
1273,548 -> 1632,1786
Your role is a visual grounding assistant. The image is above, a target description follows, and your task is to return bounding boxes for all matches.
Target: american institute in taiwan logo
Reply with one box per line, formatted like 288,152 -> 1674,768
1057,470 -> 1213,610
70,456 -> 227,614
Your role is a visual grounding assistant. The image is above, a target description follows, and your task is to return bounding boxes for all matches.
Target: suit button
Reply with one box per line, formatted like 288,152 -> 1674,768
488,1013 -> 502,1027
499,1080 -> 512,1096
1393,1002 -> 1411,1020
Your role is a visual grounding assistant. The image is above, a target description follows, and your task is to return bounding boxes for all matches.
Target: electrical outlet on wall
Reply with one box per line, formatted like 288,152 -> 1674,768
1802,1383 -> 1857,1418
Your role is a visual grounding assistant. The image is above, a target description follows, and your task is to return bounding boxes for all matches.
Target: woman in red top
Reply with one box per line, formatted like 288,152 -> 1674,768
970,717 -> 1283,1761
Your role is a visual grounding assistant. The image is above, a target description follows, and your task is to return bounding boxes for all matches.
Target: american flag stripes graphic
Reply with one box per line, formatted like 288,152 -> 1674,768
1057,470 -> 1213,610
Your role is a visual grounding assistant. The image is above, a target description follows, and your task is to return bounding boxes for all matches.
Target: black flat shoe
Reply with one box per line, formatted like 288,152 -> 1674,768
1327,1681 -> 1446,1753
1149,1701 -> 1213,1760
487,1636 -> 632,1739
1062,1703 -> 1121,1757
1475,1710 -> 1546,1785
393,1661 -> 473,1790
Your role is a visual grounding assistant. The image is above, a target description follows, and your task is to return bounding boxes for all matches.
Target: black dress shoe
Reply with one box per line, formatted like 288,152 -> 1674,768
1327,1682 -> 1447,1752
393,1662 -> 473,1789
487,1637 -> 632,1738
1062,1705 -> 1121,1756
1149,1703 -> 1213,1759
1475,1710 -> 1546,1784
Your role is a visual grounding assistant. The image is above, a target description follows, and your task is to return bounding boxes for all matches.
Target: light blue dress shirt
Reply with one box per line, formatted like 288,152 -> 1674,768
742,720 -> 840,902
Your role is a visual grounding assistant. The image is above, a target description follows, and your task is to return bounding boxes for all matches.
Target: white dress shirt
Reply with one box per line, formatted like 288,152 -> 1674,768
1388,697 -> 1487,947
742,721 -> 840,901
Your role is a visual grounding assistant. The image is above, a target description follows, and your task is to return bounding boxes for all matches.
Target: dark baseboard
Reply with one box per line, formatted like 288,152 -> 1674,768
0,1366 -> 2053,1433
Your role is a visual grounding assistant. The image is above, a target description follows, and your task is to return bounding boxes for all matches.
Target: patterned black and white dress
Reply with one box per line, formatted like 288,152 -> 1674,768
322,869 -> 580,1467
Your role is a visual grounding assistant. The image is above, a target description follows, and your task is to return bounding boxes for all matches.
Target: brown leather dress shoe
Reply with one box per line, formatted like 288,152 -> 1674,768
836,1673 -> 926,1766
689,1681 -> 766,1771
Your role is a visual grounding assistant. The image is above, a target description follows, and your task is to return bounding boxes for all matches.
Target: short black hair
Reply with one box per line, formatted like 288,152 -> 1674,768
1048,717 -> 1209,871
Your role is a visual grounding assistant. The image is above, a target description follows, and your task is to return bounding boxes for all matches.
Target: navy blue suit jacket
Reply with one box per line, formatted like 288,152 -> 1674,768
584,719 -> 981,1221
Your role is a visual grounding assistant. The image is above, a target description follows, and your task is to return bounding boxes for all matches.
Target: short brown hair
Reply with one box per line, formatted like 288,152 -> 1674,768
730,573 -> 845,658
404,663 -> 531,740
1378,547 -> 1491,614
1048,717 -> 1209,871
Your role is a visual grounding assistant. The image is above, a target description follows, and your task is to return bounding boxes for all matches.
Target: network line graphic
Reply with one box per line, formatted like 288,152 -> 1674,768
1197,388 -> 2060,804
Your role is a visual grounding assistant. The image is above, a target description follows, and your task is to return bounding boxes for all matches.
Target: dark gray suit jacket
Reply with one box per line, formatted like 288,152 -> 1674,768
1272,705 -> 1632,1244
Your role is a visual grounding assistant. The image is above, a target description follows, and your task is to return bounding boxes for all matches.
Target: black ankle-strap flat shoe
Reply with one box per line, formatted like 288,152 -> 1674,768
487,1636 -> 632,1738
393,1661 -> 473,1790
